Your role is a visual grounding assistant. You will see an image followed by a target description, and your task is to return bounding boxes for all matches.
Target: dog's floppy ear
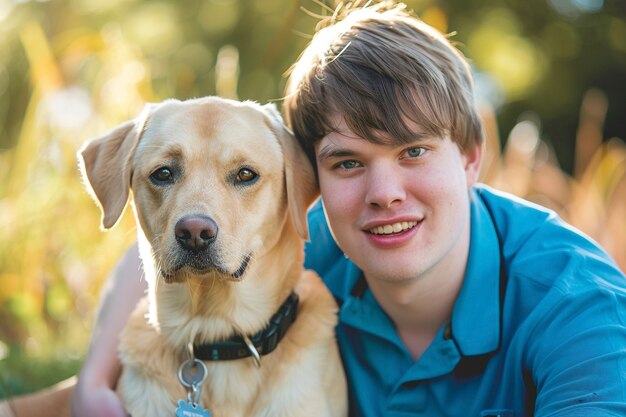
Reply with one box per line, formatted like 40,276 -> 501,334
78,106 -> 151,229
263,103 -> 319,241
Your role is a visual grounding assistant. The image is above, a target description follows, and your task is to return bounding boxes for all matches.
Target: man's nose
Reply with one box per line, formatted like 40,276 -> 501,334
364,163 -> 407,209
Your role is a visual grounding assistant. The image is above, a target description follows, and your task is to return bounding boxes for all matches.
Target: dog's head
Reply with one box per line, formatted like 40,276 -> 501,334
79,97 -> 318,283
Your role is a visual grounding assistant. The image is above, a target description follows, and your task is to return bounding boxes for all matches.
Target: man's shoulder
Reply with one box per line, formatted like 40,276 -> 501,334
475,184 -> 606,261
473,187 -> 626,369
474,184 -> 626,298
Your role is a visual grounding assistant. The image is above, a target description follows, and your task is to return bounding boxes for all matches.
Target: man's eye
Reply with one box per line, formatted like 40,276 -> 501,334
406,147 -> 426,158
339,160 -> 359,170
236,168 -> 258,184
150,167 -> 175,184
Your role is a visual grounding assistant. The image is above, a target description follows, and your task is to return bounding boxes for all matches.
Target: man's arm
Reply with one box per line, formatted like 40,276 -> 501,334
72,244 -> 146,417
530,278 -> 626,416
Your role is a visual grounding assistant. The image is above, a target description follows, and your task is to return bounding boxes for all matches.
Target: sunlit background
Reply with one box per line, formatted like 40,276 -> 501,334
0,0 -> 624,396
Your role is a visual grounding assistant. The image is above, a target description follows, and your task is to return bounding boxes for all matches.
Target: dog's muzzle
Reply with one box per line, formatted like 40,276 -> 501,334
171,214 -> 220,274
169,215 -> 251,279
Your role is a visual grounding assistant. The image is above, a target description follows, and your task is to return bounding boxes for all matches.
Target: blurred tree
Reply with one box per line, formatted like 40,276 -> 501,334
442,0 -> 626,172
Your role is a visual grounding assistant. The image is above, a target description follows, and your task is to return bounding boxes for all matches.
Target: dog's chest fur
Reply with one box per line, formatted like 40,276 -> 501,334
118,269 -> 341,417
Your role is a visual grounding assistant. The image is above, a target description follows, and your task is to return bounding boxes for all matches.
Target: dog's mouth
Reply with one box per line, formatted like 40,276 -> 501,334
232,254 -> 251,279
162,253 -> 252,282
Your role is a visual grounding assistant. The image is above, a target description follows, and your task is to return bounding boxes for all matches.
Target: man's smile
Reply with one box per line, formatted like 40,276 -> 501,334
367,221 -> 418,235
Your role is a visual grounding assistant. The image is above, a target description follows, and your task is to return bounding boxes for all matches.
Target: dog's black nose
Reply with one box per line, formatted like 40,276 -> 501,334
175,215 -> 218,251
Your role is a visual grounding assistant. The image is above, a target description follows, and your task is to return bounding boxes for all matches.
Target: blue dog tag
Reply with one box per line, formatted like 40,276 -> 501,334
175,399 -> 212,417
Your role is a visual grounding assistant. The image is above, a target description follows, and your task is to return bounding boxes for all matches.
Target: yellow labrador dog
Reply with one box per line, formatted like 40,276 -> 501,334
79,97 -> 347,417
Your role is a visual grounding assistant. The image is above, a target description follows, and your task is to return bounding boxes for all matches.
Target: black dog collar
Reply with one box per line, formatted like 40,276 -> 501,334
193,292 -> 299,362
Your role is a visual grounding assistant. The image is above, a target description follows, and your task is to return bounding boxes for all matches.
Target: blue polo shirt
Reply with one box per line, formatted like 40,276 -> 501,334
304,184 -> 626,417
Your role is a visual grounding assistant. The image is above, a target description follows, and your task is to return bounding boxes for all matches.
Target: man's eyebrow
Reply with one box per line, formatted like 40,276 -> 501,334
316,144 -> 357,162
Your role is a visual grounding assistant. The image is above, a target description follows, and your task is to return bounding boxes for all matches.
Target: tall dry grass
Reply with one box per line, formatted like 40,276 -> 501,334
0,20 -> 144,394
480,89 -> 626,271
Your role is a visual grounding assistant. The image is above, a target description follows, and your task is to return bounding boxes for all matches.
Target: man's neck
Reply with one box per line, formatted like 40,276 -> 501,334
365,227 -> 470,361
368,270 -> 464,360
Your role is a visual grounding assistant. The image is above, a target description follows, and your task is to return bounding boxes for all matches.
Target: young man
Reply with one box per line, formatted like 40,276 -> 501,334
278,3 -> 626,416
14,2 -> 626,417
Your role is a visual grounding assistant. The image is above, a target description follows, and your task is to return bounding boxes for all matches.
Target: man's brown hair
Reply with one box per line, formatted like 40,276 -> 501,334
283,1 -> 484,170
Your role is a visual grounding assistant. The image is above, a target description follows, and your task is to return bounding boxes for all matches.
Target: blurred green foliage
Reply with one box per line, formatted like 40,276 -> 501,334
0,0 -> 624,395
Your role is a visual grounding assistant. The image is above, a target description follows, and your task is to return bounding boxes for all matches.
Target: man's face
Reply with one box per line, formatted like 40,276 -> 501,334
314,117 -> 482,285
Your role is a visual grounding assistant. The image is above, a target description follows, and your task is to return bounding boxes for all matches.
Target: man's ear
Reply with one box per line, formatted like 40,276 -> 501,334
464,142 -> 484,188
262,103 -> 319,240
78,106 -> 152,229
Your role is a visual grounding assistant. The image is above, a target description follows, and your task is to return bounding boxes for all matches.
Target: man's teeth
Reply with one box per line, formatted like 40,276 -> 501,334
369,221 -> 418,235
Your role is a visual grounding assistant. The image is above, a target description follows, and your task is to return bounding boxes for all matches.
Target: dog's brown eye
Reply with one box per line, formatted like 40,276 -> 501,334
236,168 -> 258,183
150,167 -> 175,184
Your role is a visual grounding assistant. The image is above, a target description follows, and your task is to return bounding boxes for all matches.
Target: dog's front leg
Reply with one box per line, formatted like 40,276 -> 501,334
117,297 -> 187,417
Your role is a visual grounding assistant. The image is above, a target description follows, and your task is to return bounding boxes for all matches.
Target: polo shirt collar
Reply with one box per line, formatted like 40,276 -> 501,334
338,261 -> 400,346
450,188 -> 502,356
